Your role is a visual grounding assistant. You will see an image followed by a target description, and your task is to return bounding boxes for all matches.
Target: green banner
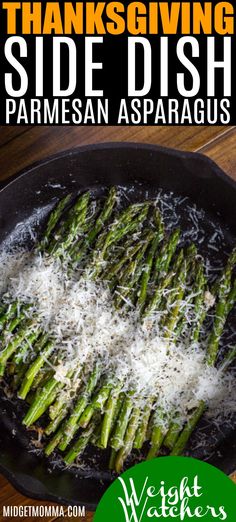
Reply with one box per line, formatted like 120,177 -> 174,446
94,457 -> 236,521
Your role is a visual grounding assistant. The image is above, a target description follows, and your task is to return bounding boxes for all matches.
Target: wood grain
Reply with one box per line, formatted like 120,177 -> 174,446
0,127 -> 32,148
198,127 -> 236,181
0,125 -> 235,521
0,125 -> 234,182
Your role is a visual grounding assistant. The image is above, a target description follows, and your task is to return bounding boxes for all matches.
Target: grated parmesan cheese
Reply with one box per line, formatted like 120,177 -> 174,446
0,187 -> 235,439
0,250 -> 235,422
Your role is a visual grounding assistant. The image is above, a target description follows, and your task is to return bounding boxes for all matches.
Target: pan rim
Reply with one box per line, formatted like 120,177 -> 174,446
1,141 -> 236,194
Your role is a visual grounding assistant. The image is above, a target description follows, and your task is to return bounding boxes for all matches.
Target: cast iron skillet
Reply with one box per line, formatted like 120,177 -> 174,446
0,142 -> 236,509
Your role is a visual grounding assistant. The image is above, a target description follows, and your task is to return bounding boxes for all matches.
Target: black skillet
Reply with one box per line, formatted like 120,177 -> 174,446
0,142 -> 236,509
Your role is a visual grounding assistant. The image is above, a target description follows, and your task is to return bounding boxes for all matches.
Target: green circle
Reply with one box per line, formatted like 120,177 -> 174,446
94,457 -> 236,521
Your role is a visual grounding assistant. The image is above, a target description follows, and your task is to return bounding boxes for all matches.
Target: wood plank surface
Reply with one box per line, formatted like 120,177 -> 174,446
0,127 -> 32,148
0,125 -> 235,522
0,126 -> 234,182
198,127 -> 236,181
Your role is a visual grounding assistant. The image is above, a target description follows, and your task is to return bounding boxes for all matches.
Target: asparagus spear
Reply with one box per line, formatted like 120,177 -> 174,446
143,249 -> 184,318
18,335 -> 54,400
137,229 -> 163,313
57,365 -> 101,452
163,244 -> 197,340
0,318 -> 37,377
133,399 -> 154,449
45,406 -> 70,437
78,383 -> 112,429
64,418 -> 98,465
219,345 -> 236,371
147,408 -> 167,460
50,192 -> 90,257
109,448 -> 117,470
0,304 -> 31,344
49,388 -> 72,421
114,233 -> 155,309
45,427 -> 66,456
164,420 -> 183,450
91,203 -> 150,278
96,393 -> 124,448
115,406 -> 141,472
23,371 -> 70,427
102,230 -> 154,285
9,330 -> 42,384
12,330 -> 40,366
71,187 -> 117,265
8,328 -> 40,378
31,368 -> 53,390
0,302 -> 18,331
170,401 -> 206,456
38,194 -> 71,252
100,383 -> 123,448
110,392 -> 134,451
152,229 -> 180,282
44,366 -> 100,454
137,209 -> 164,311
190,263 -> 207,343
23,381 -> 64,427
0,304 -> 7,323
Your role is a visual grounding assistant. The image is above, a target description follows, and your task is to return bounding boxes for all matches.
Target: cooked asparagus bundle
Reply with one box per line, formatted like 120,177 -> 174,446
0,187 -> 235,474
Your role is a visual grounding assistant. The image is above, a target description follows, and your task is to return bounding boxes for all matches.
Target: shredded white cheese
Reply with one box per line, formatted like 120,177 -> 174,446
0,250 -> 235,423
0,188 -> 235,441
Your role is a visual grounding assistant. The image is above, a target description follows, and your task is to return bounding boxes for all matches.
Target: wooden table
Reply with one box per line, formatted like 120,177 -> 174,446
0,125 -> 236,521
